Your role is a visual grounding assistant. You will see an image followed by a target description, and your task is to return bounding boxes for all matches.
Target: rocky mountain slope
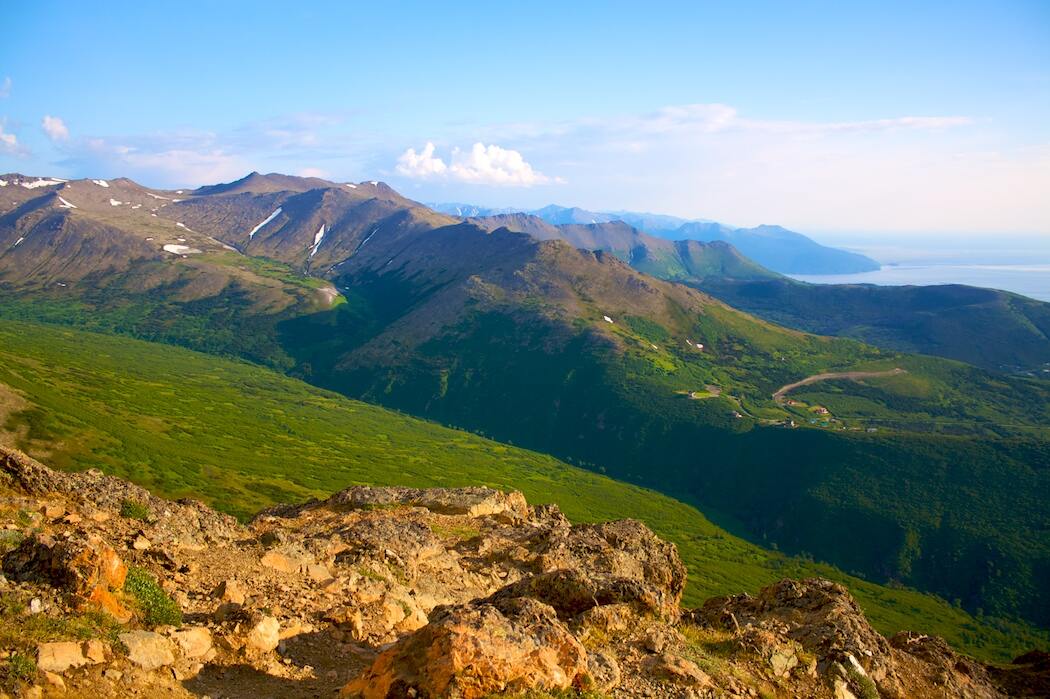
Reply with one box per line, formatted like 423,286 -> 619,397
1,446 -> 1045,698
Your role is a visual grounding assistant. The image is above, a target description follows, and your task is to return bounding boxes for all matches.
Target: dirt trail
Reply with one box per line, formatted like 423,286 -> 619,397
773,368 -> 906,401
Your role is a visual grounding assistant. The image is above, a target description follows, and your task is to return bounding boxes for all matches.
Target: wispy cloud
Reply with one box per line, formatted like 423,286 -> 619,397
0,77 -> 11,99
57,133 -> 249,187
0,122 -> 26,156
606,103 -> 974,137
45,114 -> 368,187
41,115 -> 70,142
397,142 -> 559,186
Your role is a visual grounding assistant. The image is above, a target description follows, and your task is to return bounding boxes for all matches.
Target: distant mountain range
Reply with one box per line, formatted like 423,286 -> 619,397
429,202 -> 881,275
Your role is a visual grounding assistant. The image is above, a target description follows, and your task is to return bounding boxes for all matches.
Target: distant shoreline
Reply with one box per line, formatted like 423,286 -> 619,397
789,263 -> 1050,302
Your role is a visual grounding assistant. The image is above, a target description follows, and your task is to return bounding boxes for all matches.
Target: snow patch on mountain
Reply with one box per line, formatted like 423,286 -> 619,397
163,244 -> 202,255
310,224 -> 326,257
248,208 -> 282,239
21,179 -> 65,189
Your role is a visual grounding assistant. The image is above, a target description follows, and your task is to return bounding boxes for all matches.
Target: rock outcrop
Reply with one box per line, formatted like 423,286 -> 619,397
0,445 -> 1045,698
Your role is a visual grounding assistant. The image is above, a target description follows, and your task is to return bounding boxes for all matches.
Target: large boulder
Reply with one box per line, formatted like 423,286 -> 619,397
36,642 -> 87,673
119,631 -> 175,671
534,519 -> 686,620
246,615 -> 281,653
342,597 -> 590,698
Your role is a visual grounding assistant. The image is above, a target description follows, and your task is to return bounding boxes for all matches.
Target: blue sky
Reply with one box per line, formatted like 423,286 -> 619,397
2,1 -> 1048,235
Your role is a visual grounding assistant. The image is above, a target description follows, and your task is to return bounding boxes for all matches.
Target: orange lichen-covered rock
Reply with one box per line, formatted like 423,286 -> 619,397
342,598 -> 590,699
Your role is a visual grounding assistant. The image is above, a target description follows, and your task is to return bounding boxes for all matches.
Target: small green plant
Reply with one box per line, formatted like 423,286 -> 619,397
119,499 -> 150,521
0,594 -> 120,650
0,529 -> 24,555
847,665 -> 879,699
123,565 -> 182,627
429,522 -> 481,541
1,652 -> 37,692
356,566 -> 389,583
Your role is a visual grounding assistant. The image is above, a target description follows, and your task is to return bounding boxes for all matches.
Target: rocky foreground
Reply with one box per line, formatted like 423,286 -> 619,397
0,447 -> 1045,698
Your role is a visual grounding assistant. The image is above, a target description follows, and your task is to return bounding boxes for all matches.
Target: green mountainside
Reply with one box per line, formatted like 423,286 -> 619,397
0,319 -> 1044,662
2,173 -> 1048,639
694,277 -> 1050,373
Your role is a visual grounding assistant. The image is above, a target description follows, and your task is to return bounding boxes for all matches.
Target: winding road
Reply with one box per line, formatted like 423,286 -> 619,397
773,368 -> 906,402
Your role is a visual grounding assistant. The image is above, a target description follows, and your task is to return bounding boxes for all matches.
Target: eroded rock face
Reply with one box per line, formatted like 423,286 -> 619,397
3,533 -> 126,594
3,531 -> 132,621
342,597 -> 589,699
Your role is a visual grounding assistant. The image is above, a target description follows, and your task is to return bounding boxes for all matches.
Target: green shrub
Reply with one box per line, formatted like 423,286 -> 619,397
0,653 -> 36,691
847,665 -> 879,699
123,566 -> 182,627
119,499 -> 150,521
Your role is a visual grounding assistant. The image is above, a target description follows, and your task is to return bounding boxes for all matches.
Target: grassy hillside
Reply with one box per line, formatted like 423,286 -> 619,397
695,277 -> 1050,373
0,320 -> 1043,662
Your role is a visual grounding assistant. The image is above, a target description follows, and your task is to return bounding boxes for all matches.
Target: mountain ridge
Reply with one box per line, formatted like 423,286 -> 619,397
429,201 -> 881,275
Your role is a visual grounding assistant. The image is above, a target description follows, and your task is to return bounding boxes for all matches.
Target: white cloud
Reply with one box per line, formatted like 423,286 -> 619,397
396,142 -> 557,186
298,167 -> 329,178
0,77 -> 11,99
450,143 -> 556,185
41,115 -> 70,142
396,142 -> 448,178
0,123 -> 19,154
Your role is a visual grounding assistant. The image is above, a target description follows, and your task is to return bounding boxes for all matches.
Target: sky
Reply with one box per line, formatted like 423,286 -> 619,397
1,1 -> 1048,236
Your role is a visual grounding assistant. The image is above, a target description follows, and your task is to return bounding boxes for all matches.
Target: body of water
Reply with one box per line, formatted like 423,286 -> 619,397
789,264 -> 1050,302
